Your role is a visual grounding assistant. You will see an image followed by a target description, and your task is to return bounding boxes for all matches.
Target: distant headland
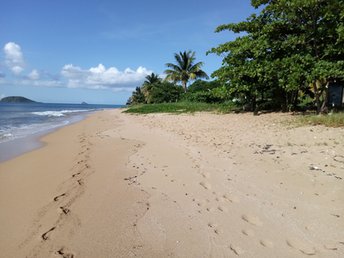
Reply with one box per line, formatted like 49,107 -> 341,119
0,96 -> 37,103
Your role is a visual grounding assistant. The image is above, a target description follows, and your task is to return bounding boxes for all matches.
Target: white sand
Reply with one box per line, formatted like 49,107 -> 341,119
0,109 -> 343,257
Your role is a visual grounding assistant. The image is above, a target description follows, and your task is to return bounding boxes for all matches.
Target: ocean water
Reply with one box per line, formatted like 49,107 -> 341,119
0,102 -> 121,161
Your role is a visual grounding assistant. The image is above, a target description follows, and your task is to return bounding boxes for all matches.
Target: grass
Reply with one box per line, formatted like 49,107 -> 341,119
123,101 -> 236,114
298,112 -> 344,127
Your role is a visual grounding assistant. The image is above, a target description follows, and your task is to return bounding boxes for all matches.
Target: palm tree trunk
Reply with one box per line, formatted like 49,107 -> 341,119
182,81 -> 187,93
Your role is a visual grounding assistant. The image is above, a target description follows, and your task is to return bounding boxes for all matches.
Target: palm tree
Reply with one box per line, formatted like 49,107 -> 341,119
164,51 -> 209,92
144,73 -> 161,85
142,73 -> 161,103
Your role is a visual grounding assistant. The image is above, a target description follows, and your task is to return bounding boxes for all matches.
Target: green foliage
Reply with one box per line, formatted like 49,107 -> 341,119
209,0 -> 344,113
127,73 -> 183,105
143,73 -> 161,85
183,85 -> 231,103
124,101 -> 236,114
141,73 -> 162,103
146,82 -> 183,104
127,87 -> 145,105
164,51 -> 209,92
188,79 -> 221,92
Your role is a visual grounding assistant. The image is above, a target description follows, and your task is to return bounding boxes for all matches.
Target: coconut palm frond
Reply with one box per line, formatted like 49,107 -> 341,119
144,73 -> 161,85
164,50 -> 208,92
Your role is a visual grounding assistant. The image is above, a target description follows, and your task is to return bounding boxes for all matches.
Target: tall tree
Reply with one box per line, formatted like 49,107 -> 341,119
142,73 -> 162,102
144,73 -> 161,85
128,87 -> 145,105
164,51 -> 209,92
209,0 -> 344,113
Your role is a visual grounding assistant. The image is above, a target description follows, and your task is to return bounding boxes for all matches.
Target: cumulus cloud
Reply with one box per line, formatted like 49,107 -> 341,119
20,70 -> 62,87
4,42 -> 25,74
1,42 -> 153,92
28,69 -> 40,80
61,64 -> 152,90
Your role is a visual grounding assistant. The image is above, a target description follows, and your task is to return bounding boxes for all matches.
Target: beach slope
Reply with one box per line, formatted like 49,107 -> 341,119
0,109 -> 343,257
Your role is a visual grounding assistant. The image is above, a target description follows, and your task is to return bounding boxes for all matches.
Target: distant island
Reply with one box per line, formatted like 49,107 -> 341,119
81,101 -> 88,105
0,96 -> 37,103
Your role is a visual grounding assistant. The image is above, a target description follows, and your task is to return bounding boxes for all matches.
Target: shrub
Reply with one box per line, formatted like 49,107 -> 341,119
147,82 -> 184,103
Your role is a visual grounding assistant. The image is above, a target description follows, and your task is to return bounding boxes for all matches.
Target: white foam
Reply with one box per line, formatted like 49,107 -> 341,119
0,121 -> 70,143
31,109 -> 91,117
0,133 -> 13,141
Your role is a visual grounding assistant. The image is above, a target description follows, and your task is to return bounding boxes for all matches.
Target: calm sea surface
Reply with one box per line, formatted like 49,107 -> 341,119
0,102 -> 122,161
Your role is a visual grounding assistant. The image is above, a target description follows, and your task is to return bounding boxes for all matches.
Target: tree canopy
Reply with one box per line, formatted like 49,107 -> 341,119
164,51 -> 209,93
127,73 -> 183,105
209,0 -> 344,113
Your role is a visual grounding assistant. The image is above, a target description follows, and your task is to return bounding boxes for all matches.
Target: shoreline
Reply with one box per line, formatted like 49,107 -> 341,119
0,110 -> 105,163
0,109 -> 343,257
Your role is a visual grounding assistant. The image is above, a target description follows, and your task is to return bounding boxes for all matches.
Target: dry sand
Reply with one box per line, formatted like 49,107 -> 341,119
0,109 -> 343,257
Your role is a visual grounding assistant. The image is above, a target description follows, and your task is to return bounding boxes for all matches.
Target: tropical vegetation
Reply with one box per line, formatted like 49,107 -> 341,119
127,0 -> 344,121
209,0 -> 344,114
164,51 -> 209,92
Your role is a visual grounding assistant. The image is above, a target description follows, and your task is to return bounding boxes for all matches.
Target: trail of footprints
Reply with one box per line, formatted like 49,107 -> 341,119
125,132 -> 342,257
35,133 -> 94,257
126,146 -> 279,256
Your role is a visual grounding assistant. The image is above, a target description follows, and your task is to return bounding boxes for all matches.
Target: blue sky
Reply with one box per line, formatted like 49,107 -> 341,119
0,0 -> 256,104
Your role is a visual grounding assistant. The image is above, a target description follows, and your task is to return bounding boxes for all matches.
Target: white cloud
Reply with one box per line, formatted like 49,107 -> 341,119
28,69 -> 40,80
4,42 -> 25,75
1,42 -> 153,92
61,63 -> 152,90
0,94 -> 5,99
22,79 -> 63,88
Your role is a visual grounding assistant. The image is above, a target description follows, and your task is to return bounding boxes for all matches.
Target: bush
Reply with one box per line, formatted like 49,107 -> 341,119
127,87 -> 145,105
188,79 -> 221,93
183,85 -> 230,103
147,82 -> 184,103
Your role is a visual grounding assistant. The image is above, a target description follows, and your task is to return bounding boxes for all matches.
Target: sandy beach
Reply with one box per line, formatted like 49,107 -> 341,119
0,109 -> 343,257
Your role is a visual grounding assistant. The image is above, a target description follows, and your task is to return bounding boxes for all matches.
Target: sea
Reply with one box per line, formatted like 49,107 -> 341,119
0,102 -> 122,162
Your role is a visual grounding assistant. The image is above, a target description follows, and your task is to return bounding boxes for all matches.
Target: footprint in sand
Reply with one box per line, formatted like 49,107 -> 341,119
260,239 -> 274,248
54,193 -> 66,202
208,222 -> 217,228
206,207 -> 215,212
241,214 -> 263,226
42,226 -> 56,241
57,247 -> 75,258
214,228 -> 222,235
229,244 -> 244,256
217,206 -> 228,212
72,172 -> 81,178
199,181 -> 211,190
286,239 -> 317,255
242,229 -> 255,237
201,173 -> 210,179
223,194 -> 240,203
324,243 -> 338,251
208,222 -> 221,234
60,206 -> 70,215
